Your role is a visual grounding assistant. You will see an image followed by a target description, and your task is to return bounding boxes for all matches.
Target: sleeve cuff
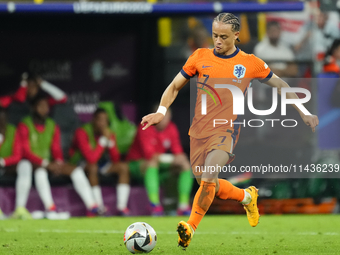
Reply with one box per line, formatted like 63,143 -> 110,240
55,159 -> 64,164
41,159 -> 49,168
259,71 -> 273,83
0,158 -> 5,167
99,136 -> 109,147
108,139 -> 115,148
180,69 -> 192,80
20,81 -> 28,87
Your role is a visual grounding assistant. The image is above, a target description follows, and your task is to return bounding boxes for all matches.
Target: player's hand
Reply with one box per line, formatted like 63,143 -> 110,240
102,127 -> 112,139
141,113 -> 164,130
21,72 -> 28,80
36,76 -> 43,86
47,161 -> 62,175
301,114 -> 319,132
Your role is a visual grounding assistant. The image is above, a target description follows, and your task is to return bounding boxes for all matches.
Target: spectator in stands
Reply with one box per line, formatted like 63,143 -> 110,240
0,72 -> 67,109
13,96 -> 97,219
314,10 -> 340,61
181,18 -> 213,58
126,108 -> 193,216
69,108 -> 131,216
323,39 -> 340,75
254,21 -> 298,77
0,107 -> 22,219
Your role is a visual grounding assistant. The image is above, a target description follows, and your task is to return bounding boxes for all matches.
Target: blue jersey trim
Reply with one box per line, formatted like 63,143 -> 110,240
259,70 -> 273,83
180,69 -> 192,79
213,47 -> 240,59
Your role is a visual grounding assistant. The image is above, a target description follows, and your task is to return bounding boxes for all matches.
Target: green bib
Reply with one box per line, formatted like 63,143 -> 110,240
70,123 -> 97,164
22,116 -> 56,160
0,124 -> 16,158
82,123 -> 97,149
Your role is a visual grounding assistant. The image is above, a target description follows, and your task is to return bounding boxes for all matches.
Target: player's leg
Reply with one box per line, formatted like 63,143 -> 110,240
212,134 -> 260,227
188,149 -> 229,228
60,163 -> 98,212
12,160 -> 32,219
34,165 -> 59,219
176,136 -> 208,248
142,155 -> 163,215
216,178 -> 259,227
85,163 -> 105,213
105,162 -> 131,215
178,149 -> 226,249
171,153 -> 193,215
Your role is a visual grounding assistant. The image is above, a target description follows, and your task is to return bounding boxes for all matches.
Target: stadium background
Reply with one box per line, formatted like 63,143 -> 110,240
0,0 -> 340,216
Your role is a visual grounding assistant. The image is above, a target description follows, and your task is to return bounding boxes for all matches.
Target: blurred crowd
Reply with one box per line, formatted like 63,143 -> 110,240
0,73 -> 193,219
180,6 -> 340,78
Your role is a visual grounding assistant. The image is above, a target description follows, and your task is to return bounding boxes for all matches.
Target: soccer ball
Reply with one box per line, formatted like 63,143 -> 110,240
124,222 -> 157,253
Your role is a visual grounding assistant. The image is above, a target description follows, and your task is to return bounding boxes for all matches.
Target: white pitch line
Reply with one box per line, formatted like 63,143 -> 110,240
2,228 -> 339,236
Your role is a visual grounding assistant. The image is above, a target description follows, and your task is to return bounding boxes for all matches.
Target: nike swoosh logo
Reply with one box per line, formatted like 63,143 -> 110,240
217,144 -> 225,146
202,65 -> 213,68
195,211 -> 203,215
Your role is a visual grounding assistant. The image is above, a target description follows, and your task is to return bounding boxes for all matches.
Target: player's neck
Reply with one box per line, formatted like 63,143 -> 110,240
33,114 -> 46,125
223,46 -> 237,56
0,126 -> 5,135
215,46 -> 237,57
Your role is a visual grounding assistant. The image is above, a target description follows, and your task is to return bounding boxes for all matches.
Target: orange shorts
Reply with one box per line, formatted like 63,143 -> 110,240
190,129 -> 238,177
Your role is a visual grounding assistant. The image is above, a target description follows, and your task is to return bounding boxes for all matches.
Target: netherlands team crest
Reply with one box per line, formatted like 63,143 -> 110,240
233,64 -> 246,79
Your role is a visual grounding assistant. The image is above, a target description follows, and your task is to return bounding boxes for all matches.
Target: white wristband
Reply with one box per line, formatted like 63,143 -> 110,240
0,158 -> 5,167
99,136 -> 109,147
41,159 -> 49,168
156,106 -> 167,116
108,140 -> 115,148
20,80 -> 28,87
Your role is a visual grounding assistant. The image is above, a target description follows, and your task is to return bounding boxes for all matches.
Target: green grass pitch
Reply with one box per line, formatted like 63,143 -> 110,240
0,215 -> 339,254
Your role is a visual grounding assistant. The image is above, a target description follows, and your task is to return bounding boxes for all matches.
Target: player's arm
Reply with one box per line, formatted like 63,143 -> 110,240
0,80 -> 27,108
39,79 -> 68,105
51,125 -> 64,163
265,74 -> 319,132
0,129 -> 22,167
141,72 -> 188,130
18,123 -> 47,166
75,129 -> 105,164
108,134 -> 120,163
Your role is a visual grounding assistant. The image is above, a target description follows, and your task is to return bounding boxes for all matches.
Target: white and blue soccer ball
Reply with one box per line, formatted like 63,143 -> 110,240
124,222 -> 157,254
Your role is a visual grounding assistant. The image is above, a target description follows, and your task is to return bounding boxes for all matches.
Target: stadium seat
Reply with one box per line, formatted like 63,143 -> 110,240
7,102 -> 30,126
52,102 -> 80,156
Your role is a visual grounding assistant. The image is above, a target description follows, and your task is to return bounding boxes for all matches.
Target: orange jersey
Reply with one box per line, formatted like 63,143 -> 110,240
181,47 -> 272,139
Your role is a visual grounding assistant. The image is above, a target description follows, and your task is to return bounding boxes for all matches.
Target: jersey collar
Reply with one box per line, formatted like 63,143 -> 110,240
213,47 -> 240,59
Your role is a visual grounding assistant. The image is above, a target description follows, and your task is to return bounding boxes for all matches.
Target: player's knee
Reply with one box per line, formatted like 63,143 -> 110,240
147,154 -> 159,168
86,163 -> 98,175
201,170 -> 219,180
17,160 -> 32,177
183,159 -> 191,170
173,153 -> 189,169
201,177 -> 218,184
118,163 -> 129,176
178,159 -> 191,171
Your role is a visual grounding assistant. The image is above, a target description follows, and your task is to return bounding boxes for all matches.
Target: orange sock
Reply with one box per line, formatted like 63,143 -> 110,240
187,181 -> 216,231
215,179 -> 244,202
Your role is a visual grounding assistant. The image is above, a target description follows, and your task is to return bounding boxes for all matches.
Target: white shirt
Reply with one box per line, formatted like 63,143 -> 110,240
314,12 -> 340,57
254,37 -> 295,70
